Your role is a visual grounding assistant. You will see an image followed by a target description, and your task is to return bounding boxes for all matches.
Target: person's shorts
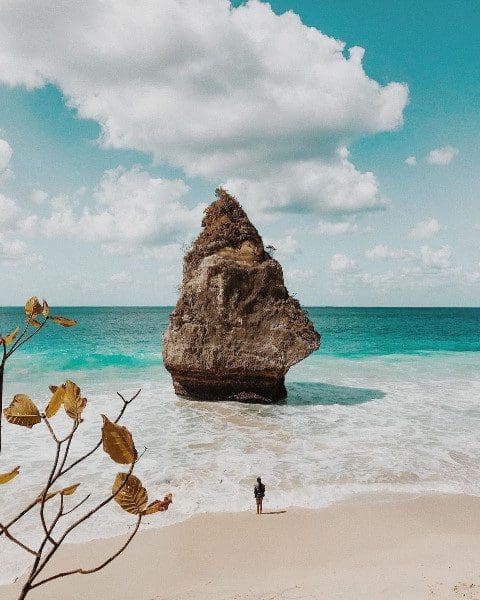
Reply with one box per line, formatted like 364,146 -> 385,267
255,496 -> 264,504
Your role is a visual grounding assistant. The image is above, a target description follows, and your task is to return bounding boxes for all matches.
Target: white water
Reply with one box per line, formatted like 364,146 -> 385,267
1,352 -> 480,584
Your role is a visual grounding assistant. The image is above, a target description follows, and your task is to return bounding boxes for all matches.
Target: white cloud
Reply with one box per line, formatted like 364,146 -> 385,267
0,139 -> 12,170
330,253 -> 356,272
0,138 -> 12,180
0,193 -> 21,227
365,244 -> 416,260
225,157 -> 387,216
110,271 -> 133,284
405,156 -> 416,166
420,245 -> 451,270
410,217 -> 441,240
317,220 -> 358,235
426,146 -> 458,165
265,234 -> 298,257
0,234 -> 42,265
41,166 -> 204,252
30,189 -> 48,205
0,0 -> 407,214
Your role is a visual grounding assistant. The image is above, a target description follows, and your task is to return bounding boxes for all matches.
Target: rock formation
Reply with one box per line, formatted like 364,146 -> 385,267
162,188 -> 320,403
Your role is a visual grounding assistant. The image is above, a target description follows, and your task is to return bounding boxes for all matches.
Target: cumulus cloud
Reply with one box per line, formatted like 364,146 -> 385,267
30,189 -> 48,205
225,155 -> 388,216
0,234 -> 42,265
317,220 -> 359,235
0,138 -> 12,180
330,253 -> 356,272
365,244 -> 416,260
426,146 -> 458,165
410,217 -> 441,240
420,245 -> 451,270
0,0 -> 408,214
41,166 -> 204,252
405,156 -> 416,166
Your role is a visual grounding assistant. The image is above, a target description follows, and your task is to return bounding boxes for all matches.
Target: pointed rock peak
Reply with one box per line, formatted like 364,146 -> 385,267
185,188 -> 265,274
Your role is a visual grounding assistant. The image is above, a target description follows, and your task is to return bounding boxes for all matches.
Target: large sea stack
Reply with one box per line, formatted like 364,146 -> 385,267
163,188 -> 320,403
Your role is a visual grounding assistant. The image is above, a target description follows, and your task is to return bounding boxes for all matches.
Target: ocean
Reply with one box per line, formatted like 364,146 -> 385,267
1,306 -> 479,583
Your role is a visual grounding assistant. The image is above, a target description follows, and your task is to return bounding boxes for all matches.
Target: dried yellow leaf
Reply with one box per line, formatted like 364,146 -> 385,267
37,483 -> 80,503
142,494 -> 173,515
63,380 -> 87,421
3,394 -> 41,428
0,466 -> 20,485
112,473 -> 148,515
42,300 -> 49,317
30,319 -> 42,329
51,316 -> 77,327
101,415 -> 138,465
25,296 -> 43,318
2,326 -> 19,346
61,483 -> 80,496
45,385 -> 65,418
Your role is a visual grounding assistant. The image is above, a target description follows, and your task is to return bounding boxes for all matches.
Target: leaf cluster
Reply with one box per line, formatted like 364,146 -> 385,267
0,303 -> 173,599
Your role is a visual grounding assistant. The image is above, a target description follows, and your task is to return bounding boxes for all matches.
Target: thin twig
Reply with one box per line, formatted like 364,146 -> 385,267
61,494 -> 91,516
6,319 -> 48,359
30,515 -> 142,588
42,416 -> 59,444
31,460 -> 137,583
0,523 -> 37,556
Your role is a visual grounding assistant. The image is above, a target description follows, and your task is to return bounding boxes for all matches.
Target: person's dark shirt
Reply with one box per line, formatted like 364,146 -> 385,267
254,482 -> 265,498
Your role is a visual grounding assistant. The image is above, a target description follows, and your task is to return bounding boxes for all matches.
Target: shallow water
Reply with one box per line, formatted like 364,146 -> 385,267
0,306 -> 479,583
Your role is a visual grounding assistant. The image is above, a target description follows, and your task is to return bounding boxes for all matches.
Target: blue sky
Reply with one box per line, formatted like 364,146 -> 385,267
0,0 -> 478,306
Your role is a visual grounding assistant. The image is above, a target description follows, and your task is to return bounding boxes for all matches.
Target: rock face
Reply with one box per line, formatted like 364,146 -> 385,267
162,188 -> 320,403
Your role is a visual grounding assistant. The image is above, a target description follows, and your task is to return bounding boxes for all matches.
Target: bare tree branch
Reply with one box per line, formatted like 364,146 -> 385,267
0,523 -> 37,556
30,515 -> 142,589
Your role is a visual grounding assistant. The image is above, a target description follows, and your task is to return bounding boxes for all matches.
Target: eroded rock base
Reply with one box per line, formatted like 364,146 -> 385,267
171,371 -> 287,404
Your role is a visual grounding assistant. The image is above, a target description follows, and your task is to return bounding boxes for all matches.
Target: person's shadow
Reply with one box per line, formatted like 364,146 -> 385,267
261,510 -> 287,515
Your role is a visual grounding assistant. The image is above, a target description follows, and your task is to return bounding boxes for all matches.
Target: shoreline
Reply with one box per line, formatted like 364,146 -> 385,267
1,493 -> 480,599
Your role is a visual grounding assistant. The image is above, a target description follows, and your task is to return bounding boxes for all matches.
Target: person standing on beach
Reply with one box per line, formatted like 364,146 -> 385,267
254,477 -> 265,514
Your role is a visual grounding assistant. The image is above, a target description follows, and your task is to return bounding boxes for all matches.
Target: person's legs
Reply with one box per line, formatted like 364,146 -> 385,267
256,497 -> 260,514
259,498 -> 263,514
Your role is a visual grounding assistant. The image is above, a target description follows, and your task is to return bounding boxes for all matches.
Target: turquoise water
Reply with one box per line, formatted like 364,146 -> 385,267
1,306 -> 479,374
1,306 -> 480,583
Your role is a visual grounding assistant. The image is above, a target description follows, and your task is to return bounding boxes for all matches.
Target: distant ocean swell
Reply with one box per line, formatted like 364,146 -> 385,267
0,307 -> 479,584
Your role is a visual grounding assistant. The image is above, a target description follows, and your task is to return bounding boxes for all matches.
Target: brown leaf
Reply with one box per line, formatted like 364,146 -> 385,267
45,385 -> 65,418
0,466 -> 20,485
2,326 -> 19,346
51,316 -> 77,327
25,296 -> 43,319
3,394 -> 41,428
37,483 -> 80,503
30,319 -> 42,329
101,415 -> 138,465
42,300 -> 49,317
63,380 -> 87,421
112,473 -> 148,515
142,494 -> 173,515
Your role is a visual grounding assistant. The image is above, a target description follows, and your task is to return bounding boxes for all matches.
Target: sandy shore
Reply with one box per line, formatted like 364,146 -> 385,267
1,494 -> 480,600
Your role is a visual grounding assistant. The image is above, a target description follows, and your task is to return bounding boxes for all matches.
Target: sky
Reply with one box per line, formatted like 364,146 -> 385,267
0,0 -> 479,306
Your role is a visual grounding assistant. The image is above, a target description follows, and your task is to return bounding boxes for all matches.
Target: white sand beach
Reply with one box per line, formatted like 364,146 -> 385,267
1,494 -> 480,600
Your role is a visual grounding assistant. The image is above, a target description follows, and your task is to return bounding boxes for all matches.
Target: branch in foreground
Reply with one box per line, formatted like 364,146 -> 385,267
30,515 -> 142,589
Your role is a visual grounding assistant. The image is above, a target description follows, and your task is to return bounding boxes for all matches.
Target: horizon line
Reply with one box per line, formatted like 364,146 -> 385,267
1,305 -> 480,309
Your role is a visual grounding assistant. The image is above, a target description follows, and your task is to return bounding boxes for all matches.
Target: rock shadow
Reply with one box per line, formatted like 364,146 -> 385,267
285,381 -> 385,407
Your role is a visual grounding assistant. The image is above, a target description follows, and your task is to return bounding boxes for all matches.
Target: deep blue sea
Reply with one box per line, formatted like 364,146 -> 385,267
1,306 -> 480,582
